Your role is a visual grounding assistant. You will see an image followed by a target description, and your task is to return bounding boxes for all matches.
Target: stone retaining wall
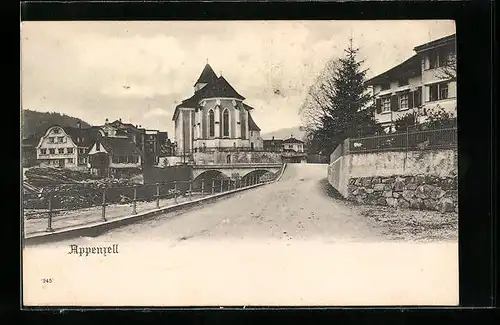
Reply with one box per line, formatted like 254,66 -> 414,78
347,175 -> 458,213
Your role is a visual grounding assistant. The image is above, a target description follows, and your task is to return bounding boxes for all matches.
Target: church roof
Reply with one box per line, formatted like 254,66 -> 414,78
194,64 -> 218,86
173,64 -> 247,120
196,76 -> 245,100
248,112 -> 261,131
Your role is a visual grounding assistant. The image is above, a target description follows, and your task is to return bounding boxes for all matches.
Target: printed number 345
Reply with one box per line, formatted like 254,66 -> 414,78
41,278 -> 52,284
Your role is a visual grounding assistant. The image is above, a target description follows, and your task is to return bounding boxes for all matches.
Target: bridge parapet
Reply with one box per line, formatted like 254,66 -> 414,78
192,163 -> 282,169
191,163 -> 283,180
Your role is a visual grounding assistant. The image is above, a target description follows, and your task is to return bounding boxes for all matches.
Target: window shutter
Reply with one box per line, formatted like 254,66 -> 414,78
375,98 -> 382,113
390,95 -> 398,111
408,91 -> 414,108
415,87 -> 422,107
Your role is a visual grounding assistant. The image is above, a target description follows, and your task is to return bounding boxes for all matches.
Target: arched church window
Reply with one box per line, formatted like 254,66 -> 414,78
208,110 -> 215,137
222,109 -> 229,137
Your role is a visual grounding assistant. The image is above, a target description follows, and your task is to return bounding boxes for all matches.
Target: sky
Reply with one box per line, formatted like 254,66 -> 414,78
21,20 -> 455,136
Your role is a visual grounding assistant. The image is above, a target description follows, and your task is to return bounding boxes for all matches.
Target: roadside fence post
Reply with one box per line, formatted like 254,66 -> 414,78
212,179 -> 215,195
101,187 -> 107,222
201,180 -> 205,196
132,185 -> 137,215
156,182 -> 160,209
46,193 -> 54,232
189,179 -> 192,201
220,179 -> 223,193
174,180 -> 178,204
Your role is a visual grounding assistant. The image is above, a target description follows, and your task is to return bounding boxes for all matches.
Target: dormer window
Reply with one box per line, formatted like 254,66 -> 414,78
53,128 -> 60,134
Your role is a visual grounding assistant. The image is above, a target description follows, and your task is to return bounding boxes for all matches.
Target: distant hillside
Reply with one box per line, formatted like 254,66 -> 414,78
21,109 -> 91,140
261,126 -> 307,141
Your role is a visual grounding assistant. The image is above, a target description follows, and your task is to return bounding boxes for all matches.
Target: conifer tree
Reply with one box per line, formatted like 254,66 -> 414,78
300,39 -> 381,155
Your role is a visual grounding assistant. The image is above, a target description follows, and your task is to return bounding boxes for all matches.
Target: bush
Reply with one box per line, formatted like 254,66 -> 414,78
394,112 -> 418,132
422,104 -> 457,130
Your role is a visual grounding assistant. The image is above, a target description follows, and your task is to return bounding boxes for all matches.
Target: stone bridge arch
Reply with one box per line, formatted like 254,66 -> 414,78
192,170 -> 231,192
241,169 -> 278,184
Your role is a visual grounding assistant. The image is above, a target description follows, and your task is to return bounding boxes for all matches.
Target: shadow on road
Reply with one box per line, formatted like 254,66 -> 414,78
318,178 -> 344,200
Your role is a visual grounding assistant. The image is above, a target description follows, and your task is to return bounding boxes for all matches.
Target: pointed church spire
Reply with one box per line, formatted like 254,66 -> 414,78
193,63 -> 218,87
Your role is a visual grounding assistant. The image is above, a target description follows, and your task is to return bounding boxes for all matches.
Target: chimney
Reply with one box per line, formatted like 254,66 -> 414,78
272,136 -> 274,140
76,120 -> 81,129
119,118 -> 122,122
105,118 -> 109,125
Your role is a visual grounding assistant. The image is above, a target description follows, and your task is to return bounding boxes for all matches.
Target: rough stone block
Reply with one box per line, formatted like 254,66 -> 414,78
409,198 -> 424,209
430,187 -> 446,200
377,197 -> 387,206
444,189 -> 458,198
437,198 -> 454,213
405,183 -> 418,190
381,178 -> 391,184
397,198 -> 410,209
424,175 -> 437,184
392,192 -> 401,198
355,178 -> 363,186
383,190 -> 393,198
415,184 -> 436,199
362,178 -> 373,187
349,178 -> 357,185
384,184 -> 392,191
372,177 -> 381,184
402,190 -> 415,201
423,199 -> 437,211
352,187 -> 366,196
451,178 -> 458,190
386,197 -> 398,207
393,180 -> 405,192
365,188 -> 374,194
373,184 -> 385,192
415,175 -> 425,185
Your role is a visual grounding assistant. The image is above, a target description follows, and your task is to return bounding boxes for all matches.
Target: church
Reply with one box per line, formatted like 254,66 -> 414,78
172,64 -> 263,157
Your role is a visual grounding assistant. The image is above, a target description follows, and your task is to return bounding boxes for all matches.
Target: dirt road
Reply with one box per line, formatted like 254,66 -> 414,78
95,163 -> 383,243
23,164 -> 458,306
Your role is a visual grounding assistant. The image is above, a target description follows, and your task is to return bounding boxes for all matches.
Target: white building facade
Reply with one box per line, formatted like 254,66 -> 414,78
366,34 -> 456,133
36,124 -> 96,170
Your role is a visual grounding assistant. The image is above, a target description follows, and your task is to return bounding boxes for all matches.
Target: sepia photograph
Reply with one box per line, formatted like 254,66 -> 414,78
21,20 -> 458,306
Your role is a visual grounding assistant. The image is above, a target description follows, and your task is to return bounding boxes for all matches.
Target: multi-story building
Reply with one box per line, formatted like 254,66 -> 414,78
35,121 -> 97,170
281,135 -> 307,163
365,34 -> 456,132
103,118 -> 171,166
263,137 -> 284,152
172,63 -> 264,157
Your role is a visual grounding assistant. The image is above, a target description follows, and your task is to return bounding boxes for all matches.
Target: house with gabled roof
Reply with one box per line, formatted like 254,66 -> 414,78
87,132 -> 143,178
281,135 -> 307,163
35,121 -> 98,170
173,63 -> 264,157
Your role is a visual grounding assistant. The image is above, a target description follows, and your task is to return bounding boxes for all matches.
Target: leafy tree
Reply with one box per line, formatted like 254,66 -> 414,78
299,39 -> 381,155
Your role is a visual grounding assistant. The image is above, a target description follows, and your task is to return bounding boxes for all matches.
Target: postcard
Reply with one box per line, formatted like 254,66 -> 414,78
21,20 -> 458,307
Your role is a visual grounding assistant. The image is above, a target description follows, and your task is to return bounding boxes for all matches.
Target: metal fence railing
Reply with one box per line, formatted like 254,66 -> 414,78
22,171 -> 281,235
346,128 -> 457,154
